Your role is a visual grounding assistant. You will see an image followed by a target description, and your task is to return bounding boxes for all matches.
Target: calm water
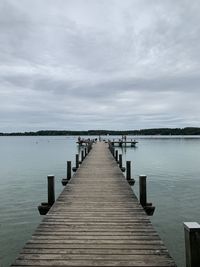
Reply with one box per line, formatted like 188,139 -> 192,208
0,136 -> 200,267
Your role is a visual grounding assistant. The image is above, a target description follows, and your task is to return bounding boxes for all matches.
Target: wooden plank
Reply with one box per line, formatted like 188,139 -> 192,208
24,243 -> 168,250
12,259 -> 176,267
11,142 -> 176,267
21,248 -> 169,255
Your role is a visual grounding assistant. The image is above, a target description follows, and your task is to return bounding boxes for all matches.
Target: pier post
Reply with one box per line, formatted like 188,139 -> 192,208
126,161 -> 131,180
62,161 -> 71,186
183,222 -> 200,267
72,154 -> 79,172
76,154 -> 79,169
139,175 -> 155,216
119,154 -> 122,169
119,154 -> 125,172
126,161 -> 135,185
139,175 -> 147,207
85,147 -> 87,158
81,150 -> 84,163
38,175 -> 55,215
67,161 -> 71,180
48,175 -> 55,206
115,150 -> 118,162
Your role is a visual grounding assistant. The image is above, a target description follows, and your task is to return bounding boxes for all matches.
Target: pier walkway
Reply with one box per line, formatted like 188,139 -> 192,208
11,142 -> 176,267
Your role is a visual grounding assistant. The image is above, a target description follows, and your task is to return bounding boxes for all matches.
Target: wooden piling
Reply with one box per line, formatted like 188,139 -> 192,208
126,161 -> 131,180
81,150 -> 84,163
72,154 -> 79,172
139,175 -> 147,207
67,161 -> 71,180
115,150 -> 118,162
62,161 -> 71,186
119,154 -> 122,169
38,175 -> 55,215
47,175 -> 55,206
184,222 -> 200,267
139,175 -> 155,216
76,154 -> 79,169
126,161 -> 135,185
119,154 -> 125,172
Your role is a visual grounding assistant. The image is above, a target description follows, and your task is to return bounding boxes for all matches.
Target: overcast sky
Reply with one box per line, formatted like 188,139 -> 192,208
0,0 -> 200,131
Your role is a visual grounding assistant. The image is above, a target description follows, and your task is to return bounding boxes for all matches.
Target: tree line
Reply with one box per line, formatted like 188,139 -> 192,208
1,127 -> 200,136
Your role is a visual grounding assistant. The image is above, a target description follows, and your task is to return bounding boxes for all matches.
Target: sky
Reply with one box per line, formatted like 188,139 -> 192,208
0,0 -> 200,131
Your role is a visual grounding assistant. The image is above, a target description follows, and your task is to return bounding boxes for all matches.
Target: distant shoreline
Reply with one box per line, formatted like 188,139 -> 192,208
1,127 -> 200,136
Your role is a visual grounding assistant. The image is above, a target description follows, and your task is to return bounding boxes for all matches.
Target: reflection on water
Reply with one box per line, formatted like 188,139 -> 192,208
0,136 -> 200,267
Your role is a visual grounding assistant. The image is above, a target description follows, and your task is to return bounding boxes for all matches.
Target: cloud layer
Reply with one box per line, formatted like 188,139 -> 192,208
1,0 -> 200,131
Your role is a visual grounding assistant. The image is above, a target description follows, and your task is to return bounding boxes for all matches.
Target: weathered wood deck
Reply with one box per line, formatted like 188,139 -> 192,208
11,142 -> 176,267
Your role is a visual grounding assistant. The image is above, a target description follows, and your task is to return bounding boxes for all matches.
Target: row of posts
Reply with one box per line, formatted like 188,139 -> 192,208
108,140 -> 155,216
38,141 -> 93,215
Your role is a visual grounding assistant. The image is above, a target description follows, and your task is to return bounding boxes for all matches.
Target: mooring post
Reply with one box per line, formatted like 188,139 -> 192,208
72,154 -> 79,172
38,175 -> 55,215
81,150 -> 84,163
62,161 -> 71,186
67,161 -> 71,180
85,147 -> 87,158
126,161 -> 131,180
126,161 -> 135,185
139,175 -> 155,216
48,175 -> 55,206
119,154 -> 122,169
119,154 -> 125,171
139,175 -> 147,207
183,222 -> 200,267
76,154 -> 79,169
115,150 -> 118,162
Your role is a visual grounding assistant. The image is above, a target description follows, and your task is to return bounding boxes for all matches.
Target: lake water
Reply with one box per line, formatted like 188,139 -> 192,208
0,136 -> 200,267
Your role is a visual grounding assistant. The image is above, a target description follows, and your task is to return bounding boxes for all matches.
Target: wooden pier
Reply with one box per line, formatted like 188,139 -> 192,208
111,140 -> 138,147
11,142 -> 176,267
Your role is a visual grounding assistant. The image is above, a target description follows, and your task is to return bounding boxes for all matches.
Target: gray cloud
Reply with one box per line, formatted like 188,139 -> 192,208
0,0 -> 200,131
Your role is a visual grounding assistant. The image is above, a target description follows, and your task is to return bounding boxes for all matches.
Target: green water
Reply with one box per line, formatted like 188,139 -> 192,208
0,136 -> 200,267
